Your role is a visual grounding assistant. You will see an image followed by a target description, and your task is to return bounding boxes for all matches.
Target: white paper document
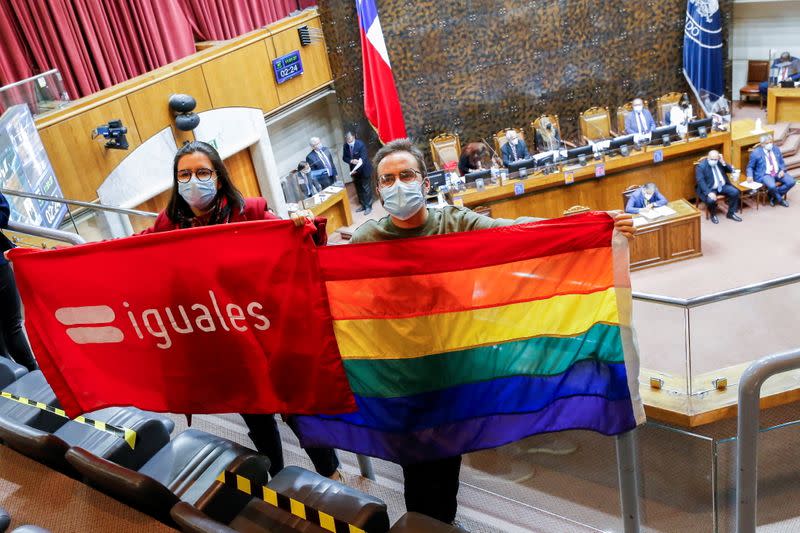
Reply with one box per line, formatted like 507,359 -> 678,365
632,217 -> 648,227
653,206 -> 677,217
740,181 -> 763,190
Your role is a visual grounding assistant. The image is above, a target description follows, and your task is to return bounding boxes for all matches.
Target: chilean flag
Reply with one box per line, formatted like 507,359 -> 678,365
356,0 -> 407,143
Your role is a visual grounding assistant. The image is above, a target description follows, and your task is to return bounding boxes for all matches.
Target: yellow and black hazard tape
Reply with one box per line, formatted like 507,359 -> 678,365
217,471 -> 366,533
0,391 -> 136,449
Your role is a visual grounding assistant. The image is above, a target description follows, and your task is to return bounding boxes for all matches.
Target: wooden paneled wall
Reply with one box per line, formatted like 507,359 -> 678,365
318,1 -> 734,157
34,9 -> 333,205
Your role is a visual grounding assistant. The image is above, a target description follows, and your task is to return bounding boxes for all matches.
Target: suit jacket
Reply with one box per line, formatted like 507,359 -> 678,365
306,147 -> 338,179
747,146 -> 787,181
624,109 -> 657,135
342,140 -> 372,179
695,160 -> 734,198
501,140 -> 530,166
625,187 -> 668,214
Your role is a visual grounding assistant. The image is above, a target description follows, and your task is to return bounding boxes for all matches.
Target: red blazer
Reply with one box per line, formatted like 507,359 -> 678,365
140,197 -> 328,244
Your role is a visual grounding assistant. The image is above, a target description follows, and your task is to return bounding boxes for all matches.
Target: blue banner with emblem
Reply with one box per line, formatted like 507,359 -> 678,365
683,0 -> 724,114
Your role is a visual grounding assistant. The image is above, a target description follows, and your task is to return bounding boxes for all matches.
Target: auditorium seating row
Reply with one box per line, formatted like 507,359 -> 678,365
0,357 -> 464,532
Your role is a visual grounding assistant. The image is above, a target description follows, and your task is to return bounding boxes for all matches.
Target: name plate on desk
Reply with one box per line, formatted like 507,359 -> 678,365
273,50 -> 304,84
595,164 -> 605,177
564,172 -> 574,185
653,149 -> 664,163
513,182 -> 525,196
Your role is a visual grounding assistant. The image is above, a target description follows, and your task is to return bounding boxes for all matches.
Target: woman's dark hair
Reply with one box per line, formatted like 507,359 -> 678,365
297,161 -> 310,172
166,141 -> 245,227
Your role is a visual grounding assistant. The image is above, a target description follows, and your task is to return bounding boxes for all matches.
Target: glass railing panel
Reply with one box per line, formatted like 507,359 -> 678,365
688,282 -> 800,395
715,417 -> 800,531
0,70 -> 70,116
460,424 -> 714,532
632,299 -> 689,394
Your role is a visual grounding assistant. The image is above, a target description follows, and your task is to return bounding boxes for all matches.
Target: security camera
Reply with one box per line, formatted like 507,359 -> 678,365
92,119 -> 129,150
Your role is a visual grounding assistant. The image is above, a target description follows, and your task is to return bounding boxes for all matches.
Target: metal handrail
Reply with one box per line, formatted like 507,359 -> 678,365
0,188 -> 158,218
632,272 -> 800,309
6,220 -> 86,245
735,349 -> 800,533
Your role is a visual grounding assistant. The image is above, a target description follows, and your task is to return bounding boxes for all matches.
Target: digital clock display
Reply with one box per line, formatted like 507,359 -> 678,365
273,50 -> 304,84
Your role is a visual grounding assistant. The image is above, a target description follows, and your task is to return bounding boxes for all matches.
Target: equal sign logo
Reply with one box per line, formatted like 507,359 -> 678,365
55,306 -> 124,344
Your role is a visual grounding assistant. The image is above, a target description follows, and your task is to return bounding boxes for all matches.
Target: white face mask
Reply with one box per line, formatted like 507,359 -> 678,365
763,143 -> 774,151
709,159 -> 718,166
179,177 -> 217,210
633,105 -> 643,112
381,180 -> 426,220
644,192 -> 654,201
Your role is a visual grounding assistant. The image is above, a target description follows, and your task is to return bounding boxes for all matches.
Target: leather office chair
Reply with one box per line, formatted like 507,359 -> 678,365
429,133 -> 461,170
579,106 -> 614,143
65,428 -> 270,524
655,92 -> 684,126
0,358 -> 28,389
171,466 -> 390,533
492,128 -> 525,156
622,184 -> 642,211
390,512 -> 469,532
0,406 -> 174,475
739,60 -> 769,108
563,205 -> 591,216
530,115 -> 576,149
0,371 -> 67,432
616,100 -> 651,134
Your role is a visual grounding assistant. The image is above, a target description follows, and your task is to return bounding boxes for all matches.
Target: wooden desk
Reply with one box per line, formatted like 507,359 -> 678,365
629,199 -> 701,271
767,87 -> 800,124
730,119 -> 773,171
308,189 -> 353,235
456,131 -> 730,219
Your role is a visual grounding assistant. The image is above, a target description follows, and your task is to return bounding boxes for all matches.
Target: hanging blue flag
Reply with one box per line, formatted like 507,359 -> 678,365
683,0 -> 724,115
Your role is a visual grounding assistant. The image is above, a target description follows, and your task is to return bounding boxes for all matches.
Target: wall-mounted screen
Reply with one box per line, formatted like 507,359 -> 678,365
273,50 -> 304,84
0,105 -> 67,228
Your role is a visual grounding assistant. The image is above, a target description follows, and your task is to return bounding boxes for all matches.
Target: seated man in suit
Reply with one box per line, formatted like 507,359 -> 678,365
305,137 -> 337,189
501,130 -> 530,167
624,98 -> 657,136
695,150 -> 742,224
625,182 -> 668,214
747,134 -> 795,207
759,52 -> 800,98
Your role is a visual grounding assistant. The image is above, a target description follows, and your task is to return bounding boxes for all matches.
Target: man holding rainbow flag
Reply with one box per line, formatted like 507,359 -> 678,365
295,138 -> 642,525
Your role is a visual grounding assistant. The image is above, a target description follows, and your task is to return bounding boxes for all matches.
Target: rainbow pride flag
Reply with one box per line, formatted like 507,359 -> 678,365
296,212 -> 645,464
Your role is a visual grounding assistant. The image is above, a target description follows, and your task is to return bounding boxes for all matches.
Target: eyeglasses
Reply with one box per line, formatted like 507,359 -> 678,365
177,168 -> 215,183
377,168 -> 422,188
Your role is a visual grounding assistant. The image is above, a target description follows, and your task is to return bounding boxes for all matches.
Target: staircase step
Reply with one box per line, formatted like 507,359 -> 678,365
779,133 -> 800,156
784,152 -> 800,172
770,122 -> 790,142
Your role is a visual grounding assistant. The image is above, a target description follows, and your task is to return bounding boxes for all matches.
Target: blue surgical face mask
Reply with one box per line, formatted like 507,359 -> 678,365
179,177 -> 217,210
381,180 -> 426,221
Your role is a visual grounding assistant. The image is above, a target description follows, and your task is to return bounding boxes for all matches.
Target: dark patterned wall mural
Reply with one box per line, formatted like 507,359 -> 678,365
318,0 -> 732,155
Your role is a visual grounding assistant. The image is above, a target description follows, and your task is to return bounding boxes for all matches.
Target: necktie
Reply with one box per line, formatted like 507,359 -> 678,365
637,112 -> 645,134
712,165 -> 724,192
317,149 -> 332,174
780,67 -> 788,82
511,143 -> 517,160
767,149 -> 778,176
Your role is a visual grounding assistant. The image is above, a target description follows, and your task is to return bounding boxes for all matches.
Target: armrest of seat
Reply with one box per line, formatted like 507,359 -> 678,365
0,358 -> 27,388
390,512 -> 468,532
194,454 -> 271,525
0,415 -> 69,471
170,502 -> 238,533
65,447 -> 178,521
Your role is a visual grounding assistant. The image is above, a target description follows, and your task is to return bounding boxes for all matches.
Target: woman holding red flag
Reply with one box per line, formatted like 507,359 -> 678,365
143,140 -> 340,480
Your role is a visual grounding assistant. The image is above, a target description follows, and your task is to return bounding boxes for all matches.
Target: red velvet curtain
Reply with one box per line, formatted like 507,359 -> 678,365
0,0 -> 195,101
179,0 -> 304,41
0,0 -> 316,105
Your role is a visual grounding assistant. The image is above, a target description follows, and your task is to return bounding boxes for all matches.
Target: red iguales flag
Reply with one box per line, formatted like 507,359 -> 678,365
8,220 -> 356,418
